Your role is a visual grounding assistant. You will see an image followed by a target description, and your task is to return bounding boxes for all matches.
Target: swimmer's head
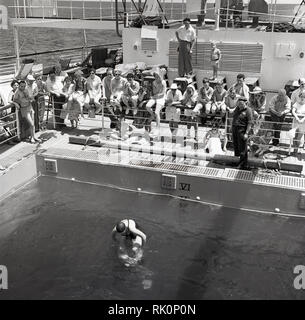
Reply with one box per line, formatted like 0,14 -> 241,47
116,222 -> 126,233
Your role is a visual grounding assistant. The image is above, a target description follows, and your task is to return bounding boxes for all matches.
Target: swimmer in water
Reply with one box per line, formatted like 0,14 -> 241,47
112,219 -> 147,254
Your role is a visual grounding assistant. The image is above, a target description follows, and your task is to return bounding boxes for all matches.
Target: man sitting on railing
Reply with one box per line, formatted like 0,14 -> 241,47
195,78 -> 214,123
13,80 -> 41,144
229,74 -> 250,101
110,69 -> 127,112
122,73 -> 140,116
165,83 -> 183,143
84,68 -> 103,116
211,80 -> 227,117
46,68 -> 66,130
268,89 -> 291,147
181,84 -> 198,140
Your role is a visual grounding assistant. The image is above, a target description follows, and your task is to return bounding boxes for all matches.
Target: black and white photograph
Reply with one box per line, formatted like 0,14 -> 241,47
1,0 -> 305,305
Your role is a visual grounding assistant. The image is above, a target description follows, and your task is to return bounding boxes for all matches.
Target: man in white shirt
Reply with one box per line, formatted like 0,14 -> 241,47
175,17 -> 197,77
291,78 -> 305,105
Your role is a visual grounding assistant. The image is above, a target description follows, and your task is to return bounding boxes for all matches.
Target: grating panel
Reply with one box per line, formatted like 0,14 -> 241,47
223,168 -> 305,191
169,41 -> 263,73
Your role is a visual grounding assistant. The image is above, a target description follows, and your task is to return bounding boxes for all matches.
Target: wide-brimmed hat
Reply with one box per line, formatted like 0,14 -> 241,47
170,83 -> 178,89
27,74 -> 35,81
250,86 -> 263,94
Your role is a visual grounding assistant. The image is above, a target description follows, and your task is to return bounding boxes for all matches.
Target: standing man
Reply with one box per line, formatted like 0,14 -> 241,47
175,17 -> 197,78
231,97 -> 254,170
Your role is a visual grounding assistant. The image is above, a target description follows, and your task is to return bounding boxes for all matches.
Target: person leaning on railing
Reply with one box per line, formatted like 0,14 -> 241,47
13,80 -> 41,144
248,86 -> 266,120
268,89 -> 291,147
33,75 -> 48,131
291,92 -> 305,154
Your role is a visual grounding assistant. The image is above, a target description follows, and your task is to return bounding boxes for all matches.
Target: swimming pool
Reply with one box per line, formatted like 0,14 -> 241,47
1,175 -> 305,300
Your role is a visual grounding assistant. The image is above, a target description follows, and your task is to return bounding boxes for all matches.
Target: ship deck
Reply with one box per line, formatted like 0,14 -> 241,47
1,114 -> 305,175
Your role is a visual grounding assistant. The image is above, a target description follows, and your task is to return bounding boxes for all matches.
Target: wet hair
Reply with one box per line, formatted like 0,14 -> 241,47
116,222 -> 126,233
183,17 -> 191,23
10,80 -> 19,88
202,77 -> 210,84
19,80 -> 26,85
237,73 -> 245,80
89,68 -> 96,74
127,73 -> 134,79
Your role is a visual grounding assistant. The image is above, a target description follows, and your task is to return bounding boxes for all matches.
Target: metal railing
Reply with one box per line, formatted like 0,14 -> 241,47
0,104 -> 20,146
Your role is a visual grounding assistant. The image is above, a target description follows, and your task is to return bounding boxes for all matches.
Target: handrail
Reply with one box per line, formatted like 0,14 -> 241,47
0,42 -> 123,62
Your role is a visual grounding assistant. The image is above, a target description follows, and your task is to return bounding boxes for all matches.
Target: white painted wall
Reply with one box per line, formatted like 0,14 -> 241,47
123,27 -> 305,90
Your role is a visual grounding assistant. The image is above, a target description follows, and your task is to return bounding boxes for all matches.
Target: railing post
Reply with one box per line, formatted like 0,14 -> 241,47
215,9 -> 220,31
226,0 -> 229,30
271,0 -> 277,33
42,1 -> 45,20
82,0 -> 85,19
99,0 -> 102,20
16,108 -> 21,141
70,0 -> 73,20
13,26 -> 21,71
23,0 -> 27,18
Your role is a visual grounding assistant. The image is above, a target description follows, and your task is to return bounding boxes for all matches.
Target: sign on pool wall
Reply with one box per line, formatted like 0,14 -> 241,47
0,265 -> 8,290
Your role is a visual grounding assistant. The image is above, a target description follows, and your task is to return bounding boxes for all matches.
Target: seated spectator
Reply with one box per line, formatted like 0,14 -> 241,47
268,89 -> 291,147
135,81 -> 153,133
84,68 -> 103,115
110,69 -> 127,111
122,73 -> 140,116
55,63 -> 68,79
248,86 -> 266,119
230,74 -> 249,101
291,78 -> 305,105
195,78 -> 214,120
203,120 -> 225,156
165,83 -> 183,142
33,75 -> 48,130
223,88 -> 239,151
146,71 -> 167,135
291,92 -> 305,153
101,68 -> 118,129
13,80 -> 41,143
46,68 -> 66,130
211,80 -> 227,116
181,84 -> 198,140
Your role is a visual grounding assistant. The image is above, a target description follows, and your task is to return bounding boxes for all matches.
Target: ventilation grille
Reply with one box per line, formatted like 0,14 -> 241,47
141,38 -> 158,52
169,41 -> 263,73
128,159 -> 223,177
223,168 -> 305,190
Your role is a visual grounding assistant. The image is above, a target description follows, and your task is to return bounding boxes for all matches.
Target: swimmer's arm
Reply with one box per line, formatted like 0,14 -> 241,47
129,225 -> 147,244
112,227 -> 118,241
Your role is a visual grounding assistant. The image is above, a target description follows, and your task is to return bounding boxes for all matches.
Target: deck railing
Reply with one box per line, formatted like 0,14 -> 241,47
0,104 -> 20,146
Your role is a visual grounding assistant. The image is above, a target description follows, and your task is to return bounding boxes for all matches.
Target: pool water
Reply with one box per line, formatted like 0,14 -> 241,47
0,175 -> 305,300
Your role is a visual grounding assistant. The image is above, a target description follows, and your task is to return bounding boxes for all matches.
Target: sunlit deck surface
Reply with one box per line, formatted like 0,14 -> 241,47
1,115 -> 305,177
